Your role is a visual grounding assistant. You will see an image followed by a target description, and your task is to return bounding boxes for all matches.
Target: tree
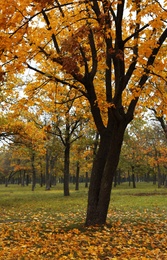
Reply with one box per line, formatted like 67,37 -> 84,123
44,135 -> 62,190
120,120 -> 147,187
70,126 -> 97,189
0,111 -> 47,189
0,147 -> 14,186
0,0 -> 167,225
45,93 -> 90,195
120,118 -> 167,185
143,124 -> 167,187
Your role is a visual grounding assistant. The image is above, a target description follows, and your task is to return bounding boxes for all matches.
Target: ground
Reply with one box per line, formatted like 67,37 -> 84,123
0,183 -> 167,259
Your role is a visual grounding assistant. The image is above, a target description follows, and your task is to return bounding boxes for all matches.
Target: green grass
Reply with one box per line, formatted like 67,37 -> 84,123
111,182 -> 167,210
0,182 -> 167,226
110,182 -> 167,224
0,183 -> 89,228
0,182 -> 167,259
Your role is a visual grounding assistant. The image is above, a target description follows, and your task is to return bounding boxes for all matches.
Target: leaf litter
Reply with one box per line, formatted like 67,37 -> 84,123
0,207 -> 167,259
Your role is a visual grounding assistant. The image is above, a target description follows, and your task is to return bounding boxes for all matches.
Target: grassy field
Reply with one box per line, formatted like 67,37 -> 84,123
0,182 -> 167,259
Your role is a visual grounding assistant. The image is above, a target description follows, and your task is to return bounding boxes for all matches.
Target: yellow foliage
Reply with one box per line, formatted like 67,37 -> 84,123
0,0 -> 166,151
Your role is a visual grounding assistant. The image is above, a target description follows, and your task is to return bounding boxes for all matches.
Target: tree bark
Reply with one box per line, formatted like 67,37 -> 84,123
85,171 -> 89,188
131,166 -> 136,188
45,149 -> 51,190
157,164 -> 162,188
128,170 -> 131,186
85,123 -> 126,226
5,177 -> 8,187
26,174 -> 29,186
153,172 -> 156,185
64,142 -> 70,196
75,161 -> 80,190
21,170 -> 25,186
132,173 -> 136,188
31,152 -> 36,191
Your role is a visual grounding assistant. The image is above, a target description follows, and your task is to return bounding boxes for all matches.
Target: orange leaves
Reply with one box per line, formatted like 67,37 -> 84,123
0,184 -> 167,259
0,0 -> 166,127
60,24 -> 92,77
34,0 -> 54,7
0,208 -> 167,259
61,57 -> 80,76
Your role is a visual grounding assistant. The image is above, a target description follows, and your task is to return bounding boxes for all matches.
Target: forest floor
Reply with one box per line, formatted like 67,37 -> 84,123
0,182 -> 167,259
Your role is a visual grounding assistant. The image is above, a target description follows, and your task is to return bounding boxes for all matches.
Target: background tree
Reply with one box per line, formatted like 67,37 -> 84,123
120,118 -> 167,186
143,124 -> 167,188
70,126 -> 97,190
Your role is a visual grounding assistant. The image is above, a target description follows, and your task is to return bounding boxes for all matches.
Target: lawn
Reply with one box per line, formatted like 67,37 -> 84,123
0,182 -> 167,259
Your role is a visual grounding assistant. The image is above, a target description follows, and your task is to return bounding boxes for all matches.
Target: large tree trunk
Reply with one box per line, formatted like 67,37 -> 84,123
85,123 -> 126,226
85,134 -> 110,225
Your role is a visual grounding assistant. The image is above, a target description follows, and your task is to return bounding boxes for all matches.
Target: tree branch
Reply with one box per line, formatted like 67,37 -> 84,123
41,9 -> 60,53
123,24 -> 149,45
126,27 -> 167,122
26,63 -> 88,97
9,2 -> 73,38
88,28 -> 98,80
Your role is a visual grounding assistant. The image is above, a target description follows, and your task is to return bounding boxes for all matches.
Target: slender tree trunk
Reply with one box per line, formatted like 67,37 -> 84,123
153,172 -> 156,185
5,177 -> 8,187
132,173 -> 136,188
40,173 -> 43,187
26,174 -> 29,186
45,149 -> 51,190
31,153 -> 36,191
131,166 -> 136,188
39,161 -> 44,187
85,172 -> 89,188
64,143 -> 70,196
75,161 -> 80,190
85,124 -> 126,226
157,164 -> 162,188
128,170 -> 131,186
21,170 -> 25,186
18,171 -> 21,185
50,155 -> 57,187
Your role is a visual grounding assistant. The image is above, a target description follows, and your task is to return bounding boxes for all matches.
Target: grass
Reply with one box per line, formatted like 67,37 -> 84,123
0,182 -> 167,259
0,182 -> 167,225
0,183 -> 88,226
111,182 -> 167,210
